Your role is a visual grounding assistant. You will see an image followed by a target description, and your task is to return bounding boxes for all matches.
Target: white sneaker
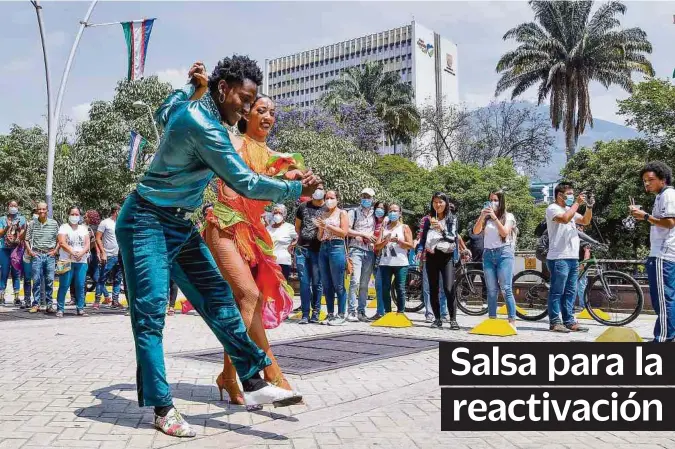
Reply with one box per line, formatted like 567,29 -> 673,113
329,314 -> 347,326
243,384 -> 300,407
154,407 -> 196,438
346,312 -> 358,322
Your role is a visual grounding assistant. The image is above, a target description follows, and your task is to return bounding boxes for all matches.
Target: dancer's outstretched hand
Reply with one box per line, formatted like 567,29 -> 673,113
283,169 -> 305,181
300,170 -> 321,197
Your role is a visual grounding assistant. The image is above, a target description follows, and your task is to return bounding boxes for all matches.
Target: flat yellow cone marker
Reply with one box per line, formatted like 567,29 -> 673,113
577,308 -> 611,321
469,318 -> 517,336
595,327 -> 643,342
371,312 -> 413,328
366,299 -> 378,309
496,305 -> 528,316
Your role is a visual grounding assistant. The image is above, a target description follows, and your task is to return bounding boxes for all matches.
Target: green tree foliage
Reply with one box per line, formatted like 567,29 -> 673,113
496,0 -> 654,160
320,61 -> 420,149
433,158 -> 542,249
561,139 -> 670,259
617,78 -> 675,144
273,129 -> 390,205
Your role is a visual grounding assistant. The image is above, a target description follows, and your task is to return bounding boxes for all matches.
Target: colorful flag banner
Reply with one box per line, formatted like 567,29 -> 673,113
128,130 -> 147,171
122,19 -> 155,81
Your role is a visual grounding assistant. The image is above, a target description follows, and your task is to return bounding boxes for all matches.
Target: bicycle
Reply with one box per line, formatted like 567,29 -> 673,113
512,246 -> 644,326
397,259 -> 488,316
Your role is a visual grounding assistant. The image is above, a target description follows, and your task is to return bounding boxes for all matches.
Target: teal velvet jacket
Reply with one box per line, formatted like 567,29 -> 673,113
136,84 -> 301,211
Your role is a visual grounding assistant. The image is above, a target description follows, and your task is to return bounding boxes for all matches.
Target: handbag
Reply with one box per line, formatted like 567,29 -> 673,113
55,259 -> 71,275
345,240 -> 354,275
10,244 -> 24,277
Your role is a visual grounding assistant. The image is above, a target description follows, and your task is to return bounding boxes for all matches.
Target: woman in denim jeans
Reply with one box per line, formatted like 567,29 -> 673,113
315,191 -> 349,325
473,190 -> 517,330
371,201 -> 388,321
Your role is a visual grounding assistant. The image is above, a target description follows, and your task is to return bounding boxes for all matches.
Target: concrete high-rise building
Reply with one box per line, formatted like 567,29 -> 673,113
264,21 -> 459,156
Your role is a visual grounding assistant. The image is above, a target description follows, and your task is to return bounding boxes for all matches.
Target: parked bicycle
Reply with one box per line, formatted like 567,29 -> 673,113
397,260 -> 488,315
512,245 -> 644,326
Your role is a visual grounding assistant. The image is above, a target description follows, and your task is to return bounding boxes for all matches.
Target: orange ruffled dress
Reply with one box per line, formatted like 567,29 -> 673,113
205,136 -> 303,329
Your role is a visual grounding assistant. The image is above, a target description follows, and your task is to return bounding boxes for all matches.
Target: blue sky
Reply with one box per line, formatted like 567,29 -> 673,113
2,1 -> 673,135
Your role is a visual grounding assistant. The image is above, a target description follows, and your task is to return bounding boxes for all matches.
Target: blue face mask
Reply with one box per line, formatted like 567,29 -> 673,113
361,198 -> 373,208
388,212 -> 400,222
565,194 -> 574,207
375,208 -> 385,218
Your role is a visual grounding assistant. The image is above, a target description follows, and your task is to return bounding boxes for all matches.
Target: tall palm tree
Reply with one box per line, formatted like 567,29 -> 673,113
495,0 -> 654,160
320,61 -> 420,151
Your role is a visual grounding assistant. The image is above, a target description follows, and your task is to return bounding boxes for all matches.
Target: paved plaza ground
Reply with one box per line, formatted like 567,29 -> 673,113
0,296 -> 673,449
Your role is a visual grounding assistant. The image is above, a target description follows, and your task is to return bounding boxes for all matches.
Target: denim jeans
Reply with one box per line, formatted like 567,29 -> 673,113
117,191 -> 270,407
295,246 -> 322,319
422,262 -> 447,318
482,246 -> 516,319
0,247 -> 21,294
546,259 -> 579,326
96,255 -> 122,302
380,265 -> 407,313
57,262 -> 87,312
577,272 -> 588,308
319,240 -> 347,315
375,266 -> 384,316
22,259 -> 32,302
31,253 -> 55,307
348,247 -> 375,314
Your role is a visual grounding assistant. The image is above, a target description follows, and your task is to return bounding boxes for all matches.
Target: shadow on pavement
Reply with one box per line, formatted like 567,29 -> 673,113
77,383 -> 298,440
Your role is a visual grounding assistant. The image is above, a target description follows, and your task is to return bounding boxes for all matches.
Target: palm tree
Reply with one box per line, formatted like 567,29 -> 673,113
495,0 -> 654,160
320,61 -> 420,152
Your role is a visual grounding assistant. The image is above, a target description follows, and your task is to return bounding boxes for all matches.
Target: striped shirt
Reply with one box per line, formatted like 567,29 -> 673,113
26,218 -> 59,252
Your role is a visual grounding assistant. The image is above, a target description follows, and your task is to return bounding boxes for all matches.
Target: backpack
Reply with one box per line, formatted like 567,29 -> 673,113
4,218 -> 21,248
535,232 -> 549,262
534,219 -> 547,238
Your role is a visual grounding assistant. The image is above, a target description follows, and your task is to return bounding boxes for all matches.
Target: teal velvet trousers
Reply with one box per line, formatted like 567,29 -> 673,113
116,191 -> 270,407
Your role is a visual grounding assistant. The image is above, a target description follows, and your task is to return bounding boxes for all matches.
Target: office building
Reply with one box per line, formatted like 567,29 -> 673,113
264,21 -> 459,156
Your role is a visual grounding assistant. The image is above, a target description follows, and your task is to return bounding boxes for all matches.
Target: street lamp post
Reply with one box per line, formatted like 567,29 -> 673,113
132,101 -> 160,143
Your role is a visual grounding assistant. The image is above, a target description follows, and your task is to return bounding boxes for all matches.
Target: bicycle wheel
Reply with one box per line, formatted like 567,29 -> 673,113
584,270 -> 643,326
455,269 -> 488,316
513,269 -> 549,321
392,268 -> 424,313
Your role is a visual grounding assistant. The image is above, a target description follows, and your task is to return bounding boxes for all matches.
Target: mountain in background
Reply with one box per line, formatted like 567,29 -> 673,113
529,105 -> 640,182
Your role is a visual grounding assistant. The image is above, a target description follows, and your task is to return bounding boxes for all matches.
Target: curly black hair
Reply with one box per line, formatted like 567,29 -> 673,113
640,161 -> 672,185
208,55 -> 264,95
237,94 -> 272,134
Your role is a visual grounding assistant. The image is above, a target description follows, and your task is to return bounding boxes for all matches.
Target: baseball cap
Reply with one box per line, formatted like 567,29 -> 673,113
361,188 -> 375,197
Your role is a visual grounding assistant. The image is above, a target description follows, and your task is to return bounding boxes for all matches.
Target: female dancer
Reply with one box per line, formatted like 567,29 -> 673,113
190,63 -> 305,405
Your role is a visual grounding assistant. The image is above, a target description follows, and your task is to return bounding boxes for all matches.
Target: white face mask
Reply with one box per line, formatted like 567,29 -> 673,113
312,189 -> 325,200
491,201 -> 499,210
8,207 -> 18,215
69,215 -> 79,225
273,213 -> 284,224
325,199 -> 337,209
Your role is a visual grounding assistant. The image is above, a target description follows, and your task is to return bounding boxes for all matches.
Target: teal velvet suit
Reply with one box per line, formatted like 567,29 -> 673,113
116,84 -> 302,407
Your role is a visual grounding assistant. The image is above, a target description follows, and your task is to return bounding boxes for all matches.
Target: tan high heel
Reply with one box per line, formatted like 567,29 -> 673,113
216,372 -> 245,405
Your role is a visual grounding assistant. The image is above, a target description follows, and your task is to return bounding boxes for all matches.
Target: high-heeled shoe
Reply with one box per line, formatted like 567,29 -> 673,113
216,372 -> 245,405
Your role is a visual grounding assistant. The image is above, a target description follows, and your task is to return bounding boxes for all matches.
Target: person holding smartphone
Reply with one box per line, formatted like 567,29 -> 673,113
473,191 -> 517,330
375,203 -> 414,316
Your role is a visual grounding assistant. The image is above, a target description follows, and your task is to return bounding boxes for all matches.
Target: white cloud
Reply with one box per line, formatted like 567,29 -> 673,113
71,103 -> 91,124
156,67 -> 188,89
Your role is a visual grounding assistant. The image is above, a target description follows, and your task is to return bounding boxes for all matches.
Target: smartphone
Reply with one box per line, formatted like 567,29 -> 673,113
483,201 -> 492,210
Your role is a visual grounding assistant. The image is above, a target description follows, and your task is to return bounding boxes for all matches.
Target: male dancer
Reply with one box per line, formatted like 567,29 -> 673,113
116,55 -> 320,438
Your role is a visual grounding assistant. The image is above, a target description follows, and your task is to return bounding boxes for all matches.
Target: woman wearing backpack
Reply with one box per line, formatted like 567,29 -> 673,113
473,190 -> 518,330
0,200 -> 26,306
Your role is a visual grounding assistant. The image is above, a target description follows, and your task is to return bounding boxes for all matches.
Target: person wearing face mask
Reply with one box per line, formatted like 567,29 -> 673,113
25,202 -> 59,314
473,190 -> 518,329
370,201 -> 388,321
19,208 -> 40,309
55,206 -> 90,318
346,188 -> 377,322
375,203 -> 414,317
315,190 -> 350,325
0,200 -> 26,306
545,181 -> 593,333
266,204 -> 297,281
294,183 -> 326,324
